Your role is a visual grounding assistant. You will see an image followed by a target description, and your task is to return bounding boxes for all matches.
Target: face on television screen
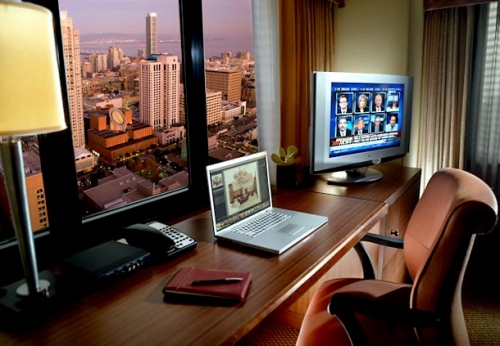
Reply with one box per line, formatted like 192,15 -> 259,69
329,82 -> 404,158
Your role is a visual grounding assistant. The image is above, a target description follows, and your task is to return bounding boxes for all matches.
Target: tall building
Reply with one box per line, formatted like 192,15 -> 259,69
140,55 -> 180,129
221,51 -> 232,60
0,149 -> 50,231
108,46 -> 123,69
205,68 -> 242,103
146,12 -> 157,57
90,53 -> 107,72
206,90 -> 222,126
60,11 -> 85,149
81,61 -> 93,78
221,51 -> 232,65
237,51 -> 251,60
138,48 -> 146,59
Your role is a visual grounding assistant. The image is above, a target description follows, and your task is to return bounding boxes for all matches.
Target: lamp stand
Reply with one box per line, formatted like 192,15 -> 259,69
0,138 -> 58,315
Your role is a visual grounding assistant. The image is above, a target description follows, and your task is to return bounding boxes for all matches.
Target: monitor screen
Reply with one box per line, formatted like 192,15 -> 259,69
309,72 -> 413,184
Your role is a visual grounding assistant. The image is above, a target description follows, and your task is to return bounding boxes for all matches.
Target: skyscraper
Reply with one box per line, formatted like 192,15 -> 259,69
146,12 -> 157,57
107,46 -> 123,69
60,11 -> 85,149
140,55 -> 180,129
91,53 -> 107,72
206,90 -> 223,126
205,68 -> 242,103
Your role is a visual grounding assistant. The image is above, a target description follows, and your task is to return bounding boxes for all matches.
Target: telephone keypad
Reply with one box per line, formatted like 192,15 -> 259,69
147,221 -> 196,249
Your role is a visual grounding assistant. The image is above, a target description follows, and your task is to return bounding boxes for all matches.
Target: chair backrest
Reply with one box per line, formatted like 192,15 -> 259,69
403,168 -> 498,345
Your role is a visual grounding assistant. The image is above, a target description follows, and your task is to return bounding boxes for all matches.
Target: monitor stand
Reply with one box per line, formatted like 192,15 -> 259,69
327,167 -> 383,185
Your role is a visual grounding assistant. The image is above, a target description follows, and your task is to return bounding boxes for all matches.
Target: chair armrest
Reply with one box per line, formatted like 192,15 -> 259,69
354,233 -> 404,280
354,242 -> 376,280
362,232 -> 404,249
328,292 -> 439,345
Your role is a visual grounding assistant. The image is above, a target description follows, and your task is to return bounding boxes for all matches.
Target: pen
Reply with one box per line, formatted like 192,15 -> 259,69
191,277 -> 243,286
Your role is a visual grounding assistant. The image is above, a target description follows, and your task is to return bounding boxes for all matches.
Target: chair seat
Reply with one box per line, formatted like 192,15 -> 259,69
296,278 -> 418,346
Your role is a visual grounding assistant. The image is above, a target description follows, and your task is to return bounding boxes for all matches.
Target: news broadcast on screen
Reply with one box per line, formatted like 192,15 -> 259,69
329,82 -> 404,158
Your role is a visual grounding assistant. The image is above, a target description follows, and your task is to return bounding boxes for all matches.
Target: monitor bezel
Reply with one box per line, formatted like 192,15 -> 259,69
309,71 -> 413,175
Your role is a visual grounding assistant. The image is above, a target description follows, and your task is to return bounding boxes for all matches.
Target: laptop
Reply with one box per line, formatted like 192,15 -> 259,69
206,151 -> 328,254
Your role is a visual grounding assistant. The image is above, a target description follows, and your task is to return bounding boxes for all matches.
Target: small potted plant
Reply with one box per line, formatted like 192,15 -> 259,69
271,145 -> 301,188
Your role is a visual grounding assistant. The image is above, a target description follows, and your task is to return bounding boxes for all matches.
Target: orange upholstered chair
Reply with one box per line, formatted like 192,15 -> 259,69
296,168 -> 498,346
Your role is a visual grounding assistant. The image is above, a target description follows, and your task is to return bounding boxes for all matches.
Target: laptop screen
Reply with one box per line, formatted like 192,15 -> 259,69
207,152 -> 272,233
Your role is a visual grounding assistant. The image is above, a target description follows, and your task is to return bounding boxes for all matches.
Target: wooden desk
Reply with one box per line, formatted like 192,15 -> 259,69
307,164 -> 421,282
0,190 -> 385,346
283,164 -> 421,318
306,163 -> 421,205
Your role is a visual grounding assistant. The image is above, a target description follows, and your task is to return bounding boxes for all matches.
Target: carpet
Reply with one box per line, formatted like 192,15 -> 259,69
238,320 -> 299,346
464,290 -> 500,345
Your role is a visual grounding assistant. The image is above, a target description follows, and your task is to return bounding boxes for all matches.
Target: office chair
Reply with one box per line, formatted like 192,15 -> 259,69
296,168 -> 498,346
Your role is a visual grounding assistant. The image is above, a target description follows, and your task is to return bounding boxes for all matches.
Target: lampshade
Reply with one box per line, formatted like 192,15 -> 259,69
0,1 -> 66,136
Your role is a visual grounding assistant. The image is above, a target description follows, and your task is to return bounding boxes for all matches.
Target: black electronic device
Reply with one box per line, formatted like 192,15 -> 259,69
121,221 -> 197,261
60,241 -> 151,284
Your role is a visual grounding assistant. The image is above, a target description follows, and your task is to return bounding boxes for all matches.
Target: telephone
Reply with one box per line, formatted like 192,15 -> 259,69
120,221 -> 197,261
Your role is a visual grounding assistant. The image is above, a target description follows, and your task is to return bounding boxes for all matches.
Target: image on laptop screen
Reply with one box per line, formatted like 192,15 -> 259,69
208,155 -> 272,233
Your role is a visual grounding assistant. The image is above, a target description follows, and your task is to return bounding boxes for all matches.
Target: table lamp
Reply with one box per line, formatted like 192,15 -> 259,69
0,0 -> 66,308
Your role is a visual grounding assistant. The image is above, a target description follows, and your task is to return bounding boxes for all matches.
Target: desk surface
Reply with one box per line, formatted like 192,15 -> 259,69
307,163 -> 421,205
0,189 -> 386,346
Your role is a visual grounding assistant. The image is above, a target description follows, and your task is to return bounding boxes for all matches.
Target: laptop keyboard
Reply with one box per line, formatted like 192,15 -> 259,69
231,211 -> 291,237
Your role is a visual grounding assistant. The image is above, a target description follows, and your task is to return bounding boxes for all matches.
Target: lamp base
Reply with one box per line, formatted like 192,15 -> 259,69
15,279 -> 51,297
0,270 -> 63,317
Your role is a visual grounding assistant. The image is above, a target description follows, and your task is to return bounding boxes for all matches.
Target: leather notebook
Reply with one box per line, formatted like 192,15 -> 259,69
162,267 -> 252,301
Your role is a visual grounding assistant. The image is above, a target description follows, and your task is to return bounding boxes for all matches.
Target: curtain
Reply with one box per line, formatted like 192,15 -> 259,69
417,6 -> 476,187
424,0 -> 497,11
252,0 -> 280,184
279,0 -> 336,172
467,3 -> 500,199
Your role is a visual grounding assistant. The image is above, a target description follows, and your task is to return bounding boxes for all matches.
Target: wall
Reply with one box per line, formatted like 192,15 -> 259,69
334,0 -> 423,168
407,0 -> 424,168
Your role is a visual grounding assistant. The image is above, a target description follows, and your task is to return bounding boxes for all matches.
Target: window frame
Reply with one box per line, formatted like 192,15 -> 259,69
0,0 -> 209,282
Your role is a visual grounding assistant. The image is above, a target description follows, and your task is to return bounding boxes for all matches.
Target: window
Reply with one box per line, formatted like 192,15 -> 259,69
202,1 -> 258,155
468,2 -> 500,196
0,0 -> 260,283
0,0 -> 210,280
52,0 -> 210,235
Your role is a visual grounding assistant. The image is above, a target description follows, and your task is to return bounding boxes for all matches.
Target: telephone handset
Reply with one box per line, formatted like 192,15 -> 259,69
121,221 -> 197,261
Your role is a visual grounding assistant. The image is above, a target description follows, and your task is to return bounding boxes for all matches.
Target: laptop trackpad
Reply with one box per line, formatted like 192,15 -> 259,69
277,224 -> 304,235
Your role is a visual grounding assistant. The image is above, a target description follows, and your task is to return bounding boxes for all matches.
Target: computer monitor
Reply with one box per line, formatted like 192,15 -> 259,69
309,71 -> 413,184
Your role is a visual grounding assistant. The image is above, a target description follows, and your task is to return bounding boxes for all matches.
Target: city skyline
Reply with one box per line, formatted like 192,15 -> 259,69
0,3 -> 258,236
59,0 -> 253,38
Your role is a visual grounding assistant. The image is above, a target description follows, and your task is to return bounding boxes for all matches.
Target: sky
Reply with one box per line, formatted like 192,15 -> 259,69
58,0 -> 254,38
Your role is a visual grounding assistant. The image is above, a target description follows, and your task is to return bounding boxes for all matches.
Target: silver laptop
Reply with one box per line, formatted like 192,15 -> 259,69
206,151 -> 328,254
